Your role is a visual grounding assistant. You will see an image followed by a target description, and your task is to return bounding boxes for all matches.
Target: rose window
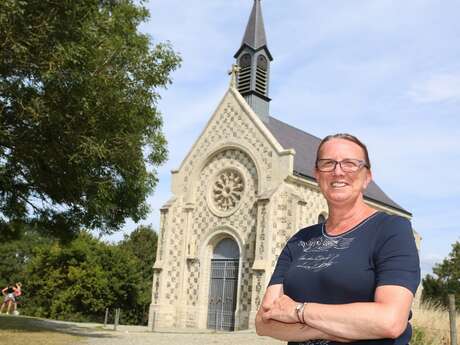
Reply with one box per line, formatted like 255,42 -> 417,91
211,169 -> 245,213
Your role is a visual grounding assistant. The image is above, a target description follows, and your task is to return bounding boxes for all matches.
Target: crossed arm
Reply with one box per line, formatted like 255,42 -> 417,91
255,283 -> 414,342
255,284 -> 352,343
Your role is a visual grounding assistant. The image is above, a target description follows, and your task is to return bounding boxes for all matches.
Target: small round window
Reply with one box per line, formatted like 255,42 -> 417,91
207,169 -> 245,217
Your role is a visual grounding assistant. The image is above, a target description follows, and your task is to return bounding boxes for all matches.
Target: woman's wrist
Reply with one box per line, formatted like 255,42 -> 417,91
295,302 -> 307,323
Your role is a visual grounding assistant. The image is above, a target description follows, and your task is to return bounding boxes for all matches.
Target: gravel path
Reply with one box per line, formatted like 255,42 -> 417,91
83,329 -> 285,345
35,319 -> 285,345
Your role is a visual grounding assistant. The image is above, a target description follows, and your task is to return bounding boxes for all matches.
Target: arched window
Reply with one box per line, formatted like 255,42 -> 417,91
213,238 -> 239,259
237,54 -> 251,93
239,53 -> 251,68
255,55 -> 268,95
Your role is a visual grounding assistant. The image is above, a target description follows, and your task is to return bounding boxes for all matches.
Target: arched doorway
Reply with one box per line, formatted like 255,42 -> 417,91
207,238 -> 239,331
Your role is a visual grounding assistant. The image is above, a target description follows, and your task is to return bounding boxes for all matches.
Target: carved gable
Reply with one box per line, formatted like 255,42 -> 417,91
171,88 -> 294,202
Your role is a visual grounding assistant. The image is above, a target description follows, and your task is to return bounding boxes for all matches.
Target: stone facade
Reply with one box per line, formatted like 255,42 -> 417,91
148,86 -> 417,331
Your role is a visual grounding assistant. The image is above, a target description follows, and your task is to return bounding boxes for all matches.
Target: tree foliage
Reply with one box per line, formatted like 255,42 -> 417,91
24,232 -> 144,323
120,225 -> 157,275
0,227 -> 51,289
119,225 -> 157,323
422,241 -> 460,308
0,0 -> 181,239
0,228 -> 158,324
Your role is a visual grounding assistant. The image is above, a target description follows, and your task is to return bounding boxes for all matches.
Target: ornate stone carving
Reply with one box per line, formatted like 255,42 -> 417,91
258,203 -> 267,259
153,275 -> 160,304
181,104 -> 273,196
255,273 -> 262,308
208,168 -> 245,217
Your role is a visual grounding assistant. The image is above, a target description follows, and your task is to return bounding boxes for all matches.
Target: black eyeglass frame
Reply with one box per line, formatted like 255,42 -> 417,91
315,159 -> 369,172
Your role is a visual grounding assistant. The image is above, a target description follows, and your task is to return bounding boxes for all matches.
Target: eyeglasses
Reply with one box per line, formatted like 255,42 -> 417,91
316,159 -> 368,173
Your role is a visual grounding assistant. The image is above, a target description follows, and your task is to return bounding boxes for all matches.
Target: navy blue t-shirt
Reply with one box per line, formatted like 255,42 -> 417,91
268,212 -> 421,345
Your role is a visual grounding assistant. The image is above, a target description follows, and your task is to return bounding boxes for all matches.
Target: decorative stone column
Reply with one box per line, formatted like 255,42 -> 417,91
249,191 -> 272,328
177,203 -> 195,327
148,203 -> 170,330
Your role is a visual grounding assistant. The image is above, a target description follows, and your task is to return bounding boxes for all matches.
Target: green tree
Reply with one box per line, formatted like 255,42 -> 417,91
422,241 -> 460,308
0,0 -> 181,239
119,225 -> 157,324
24,232 -> 144,323
0,227 -> 51,290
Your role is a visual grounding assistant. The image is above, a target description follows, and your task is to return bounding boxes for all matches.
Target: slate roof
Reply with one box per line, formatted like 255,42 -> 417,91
264,116 -> 411,215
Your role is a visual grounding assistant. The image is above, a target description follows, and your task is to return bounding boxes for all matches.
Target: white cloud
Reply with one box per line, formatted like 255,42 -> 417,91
408,73 -> 460,103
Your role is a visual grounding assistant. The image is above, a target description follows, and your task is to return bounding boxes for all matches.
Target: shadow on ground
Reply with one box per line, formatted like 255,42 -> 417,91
0,314 -> 115,339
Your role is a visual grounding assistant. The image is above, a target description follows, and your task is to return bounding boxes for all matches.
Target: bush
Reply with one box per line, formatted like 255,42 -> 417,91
23,232 -> 143,324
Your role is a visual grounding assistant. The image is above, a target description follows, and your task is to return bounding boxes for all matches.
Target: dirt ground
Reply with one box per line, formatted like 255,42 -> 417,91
0,315 -> 284,345
84,329 -> 285,345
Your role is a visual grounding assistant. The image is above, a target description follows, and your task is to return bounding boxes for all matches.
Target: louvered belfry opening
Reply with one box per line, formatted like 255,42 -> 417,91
255,55 -> 268,95
238,53 -> 252,94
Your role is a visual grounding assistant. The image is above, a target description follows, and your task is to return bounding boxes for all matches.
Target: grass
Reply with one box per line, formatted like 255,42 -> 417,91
0,303 -> 457,345
412,301 -> 459,345
0,314 -> 86,345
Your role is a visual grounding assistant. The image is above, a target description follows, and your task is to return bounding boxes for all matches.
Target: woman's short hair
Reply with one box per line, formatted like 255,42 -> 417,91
316,133 -> 371,168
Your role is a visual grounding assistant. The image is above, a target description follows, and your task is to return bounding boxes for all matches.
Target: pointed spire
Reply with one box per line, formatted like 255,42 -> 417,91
233,0 -> 272,121
242,0 -> 267,50
234,0 -> 272,60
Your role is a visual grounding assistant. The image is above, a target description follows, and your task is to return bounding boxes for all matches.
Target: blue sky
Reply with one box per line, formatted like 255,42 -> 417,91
111,0 -> 460,277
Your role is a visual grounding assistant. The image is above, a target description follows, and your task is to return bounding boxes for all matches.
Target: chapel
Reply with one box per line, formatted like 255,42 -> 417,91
148,0 -> 419,331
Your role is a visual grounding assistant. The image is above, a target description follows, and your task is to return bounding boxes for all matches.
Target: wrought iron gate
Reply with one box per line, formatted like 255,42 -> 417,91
207,259 -> 239,331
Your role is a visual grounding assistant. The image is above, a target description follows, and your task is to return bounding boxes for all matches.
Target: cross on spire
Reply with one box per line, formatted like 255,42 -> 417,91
228,64 -> 241,88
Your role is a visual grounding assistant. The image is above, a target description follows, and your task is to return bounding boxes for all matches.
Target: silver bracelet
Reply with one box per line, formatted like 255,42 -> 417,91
300,302 -> 307,323
295,303 -> 306,323
295,303 -> 303,323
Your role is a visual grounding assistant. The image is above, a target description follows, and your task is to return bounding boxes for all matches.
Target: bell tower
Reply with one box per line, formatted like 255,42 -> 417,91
234,0 -> 273,121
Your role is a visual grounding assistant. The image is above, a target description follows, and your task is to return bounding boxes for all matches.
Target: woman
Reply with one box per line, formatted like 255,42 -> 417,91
0,284 -> 17,314
13,282 -> 22,314
255,134 -> 420,345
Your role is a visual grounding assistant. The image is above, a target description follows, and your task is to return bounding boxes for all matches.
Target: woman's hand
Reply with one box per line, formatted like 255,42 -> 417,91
256,286 -> 354,343
262,294 -> 299,324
